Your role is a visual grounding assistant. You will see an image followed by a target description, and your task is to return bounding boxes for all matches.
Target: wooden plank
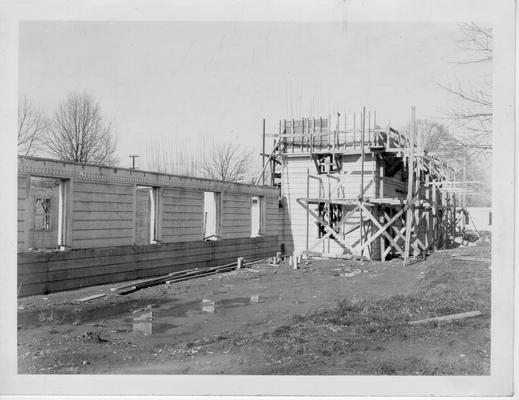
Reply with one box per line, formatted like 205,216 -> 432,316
72,229 -> 134,241
18,236 -> 279,263
18,238 -> 280,277
72,201 -> 134,212
72,220 -> 134,230
409,311 -> 482,325
75,293 -> 106,302
72,211 -> 134,220
71,237 -> 133,249
72,184 -> 134,197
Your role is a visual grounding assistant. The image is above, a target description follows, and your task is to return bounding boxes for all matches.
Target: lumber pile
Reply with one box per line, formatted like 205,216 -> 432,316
111,257 -> 268,295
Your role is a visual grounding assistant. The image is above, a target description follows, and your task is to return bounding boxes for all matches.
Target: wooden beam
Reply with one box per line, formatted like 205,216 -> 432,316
360,107 -> 366,255
403,107 -> 416,265
297,198 -> 356,253
409,310 -> 482,325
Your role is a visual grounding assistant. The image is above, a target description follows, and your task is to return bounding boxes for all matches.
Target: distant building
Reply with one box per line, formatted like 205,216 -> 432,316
465,207 -> 492,232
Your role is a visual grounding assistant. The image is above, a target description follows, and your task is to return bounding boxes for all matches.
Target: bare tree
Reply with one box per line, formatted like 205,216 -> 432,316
438,23 -> 493,153
44,92 -> 117,165
18,96 -> 47,156
145,139 -> 254,183
411,119 -> 491,206
201,142 -> 253,182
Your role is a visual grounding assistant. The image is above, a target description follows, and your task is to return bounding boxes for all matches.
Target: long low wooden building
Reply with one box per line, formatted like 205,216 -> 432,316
17,156 -> 288,296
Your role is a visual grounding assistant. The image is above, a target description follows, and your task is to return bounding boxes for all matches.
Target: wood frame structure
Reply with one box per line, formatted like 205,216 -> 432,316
258,107 -> 470,262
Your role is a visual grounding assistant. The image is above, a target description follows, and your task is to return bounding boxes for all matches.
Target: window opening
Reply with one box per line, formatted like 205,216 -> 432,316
135,186 -> 159,245
30,177 -> 67,250
203,192 -> 221,240
251,195 -> 264,237
34,198 -> 51,231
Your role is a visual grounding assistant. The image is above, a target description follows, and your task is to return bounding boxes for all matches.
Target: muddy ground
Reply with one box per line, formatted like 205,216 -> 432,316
18,243 -> 491,375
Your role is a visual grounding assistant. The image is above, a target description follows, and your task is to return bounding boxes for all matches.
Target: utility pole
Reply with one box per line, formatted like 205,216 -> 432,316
129,154 -> 139,170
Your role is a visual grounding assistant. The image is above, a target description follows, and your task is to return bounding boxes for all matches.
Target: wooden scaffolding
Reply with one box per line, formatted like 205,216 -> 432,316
258,107 -> 473,262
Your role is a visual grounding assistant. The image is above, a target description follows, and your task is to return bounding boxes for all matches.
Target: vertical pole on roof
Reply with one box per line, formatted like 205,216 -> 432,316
353,112 -> 356,150
368,111 -> 372,146
403,106 -> 416,265
328,114 -> 332,151
386,123 -> 391,151
374,111 -> 377,146
262,118 -> 266,186
344,112 -> 347,151
319,116 -> 323,150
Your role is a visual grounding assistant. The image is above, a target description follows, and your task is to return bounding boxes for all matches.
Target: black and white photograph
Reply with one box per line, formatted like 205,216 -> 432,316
0,0 -> 515,397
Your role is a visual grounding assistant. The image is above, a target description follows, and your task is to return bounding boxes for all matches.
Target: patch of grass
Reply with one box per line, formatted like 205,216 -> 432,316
230,250 -> 491,375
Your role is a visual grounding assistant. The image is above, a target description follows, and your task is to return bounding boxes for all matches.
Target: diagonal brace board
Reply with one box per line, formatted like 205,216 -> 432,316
357,203 -> 406,256
308,205 -> 360,252
297,198 -> 358,253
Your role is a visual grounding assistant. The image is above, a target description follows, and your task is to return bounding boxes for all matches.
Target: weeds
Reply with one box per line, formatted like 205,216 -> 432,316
236,250 -> 491,375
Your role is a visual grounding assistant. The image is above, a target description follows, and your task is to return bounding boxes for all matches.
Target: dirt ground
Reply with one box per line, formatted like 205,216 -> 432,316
17,242 -> 491,375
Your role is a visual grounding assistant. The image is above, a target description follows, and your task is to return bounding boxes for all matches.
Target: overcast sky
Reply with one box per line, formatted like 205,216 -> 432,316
19,21 -> 490,170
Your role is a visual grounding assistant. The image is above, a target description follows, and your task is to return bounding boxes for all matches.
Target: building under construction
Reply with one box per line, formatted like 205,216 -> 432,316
258,107 -> 473,261
17,107 -> 473,296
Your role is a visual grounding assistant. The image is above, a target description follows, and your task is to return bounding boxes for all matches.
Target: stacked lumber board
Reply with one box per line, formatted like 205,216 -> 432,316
111,257 -> 267,295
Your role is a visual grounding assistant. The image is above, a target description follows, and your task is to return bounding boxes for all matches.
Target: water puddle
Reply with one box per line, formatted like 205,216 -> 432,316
132,311 -> 178,336
129,296 -> 266,336
19,295 -> 268,338
201,296 -> 261,313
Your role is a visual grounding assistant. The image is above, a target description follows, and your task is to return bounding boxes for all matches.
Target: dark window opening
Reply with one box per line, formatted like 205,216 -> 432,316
317,202 -> 343,238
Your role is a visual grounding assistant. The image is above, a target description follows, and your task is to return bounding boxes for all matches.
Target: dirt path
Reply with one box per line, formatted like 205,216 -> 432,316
17,244 -> 491,375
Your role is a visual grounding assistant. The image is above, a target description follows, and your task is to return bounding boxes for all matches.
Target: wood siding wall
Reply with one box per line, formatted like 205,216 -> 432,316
161,188 -> 204,242
282,154 -> 379,253
72,182 -> 134,248
222,193 -> 253,239
17,176 -> 27,250
18,236 -> 280,296
17,157 -> 286,296
17,157 -> 283,252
